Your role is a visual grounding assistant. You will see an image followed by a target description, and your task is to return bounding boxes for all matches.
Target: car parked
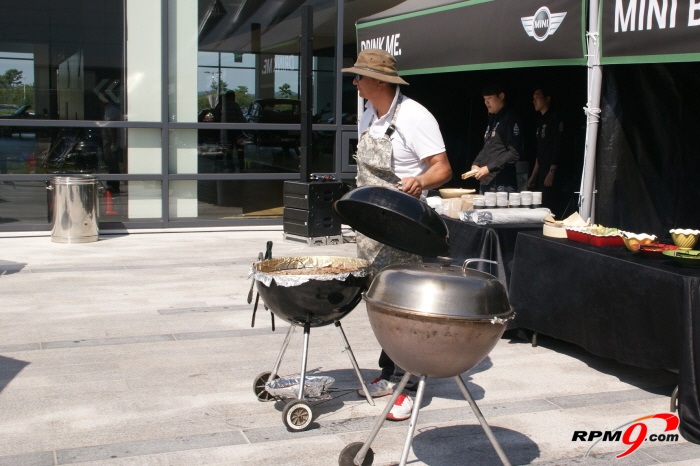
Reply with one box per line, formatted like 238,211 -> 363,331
0,104 -> 33,137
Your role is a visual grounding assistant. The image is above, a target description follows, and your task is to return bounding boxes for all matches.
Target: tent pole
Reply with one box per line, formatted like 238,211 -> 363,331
580,0 -> 602,222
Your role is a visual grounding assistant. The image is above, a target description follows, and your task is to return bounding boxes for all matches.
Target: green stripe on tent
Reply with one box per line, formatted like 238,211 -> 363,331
602,53 -> 700,65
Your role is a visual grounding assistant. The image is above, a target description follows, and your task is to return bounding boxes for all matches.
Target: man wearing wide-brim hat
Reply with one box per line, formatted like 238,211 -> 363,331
342,48 -> 452,421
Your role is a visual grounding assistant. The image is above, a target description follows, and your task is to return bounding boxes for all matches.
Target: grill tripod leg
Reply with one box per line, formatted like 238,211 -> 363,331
352,372 -> 412,465
335,321 -> 374,406
269,325 -> 295,380
398,375 -> 428,466
454,375 -> 511,466
297,323 -> 311,400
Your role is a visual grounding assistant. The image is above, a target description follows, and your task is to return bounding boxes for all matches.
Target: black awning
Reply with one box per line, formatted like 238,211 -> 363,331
356,0 -> 586,74
600,0 -> 700,64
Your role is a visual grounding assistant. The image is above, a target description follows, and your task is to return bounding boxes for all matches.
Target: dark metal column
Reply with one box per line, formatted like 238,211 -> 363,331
299,5 -> 313,182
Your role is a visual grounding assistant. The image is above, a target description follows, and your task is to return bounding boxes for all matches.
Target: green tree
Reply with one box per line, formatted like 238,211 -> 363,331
234,85 -> 252,109
0,70 -> 33,107
209,78 -> 228,95
0,69 -> 24,88
278,83 -> 292,99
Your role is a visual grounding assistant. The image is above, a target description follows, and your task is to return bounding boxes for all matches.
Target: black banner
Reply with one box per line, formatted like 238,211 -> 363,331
356,0 -> 585,74
601,0 -> 700,63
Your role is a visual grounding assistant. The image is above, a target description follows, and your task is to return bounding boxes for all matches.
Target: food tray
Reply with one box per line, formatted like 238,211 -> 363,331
636,243 -> 678,258
565,228 -> 624,247
265,375 -> 335,400
663,249 -> 700,268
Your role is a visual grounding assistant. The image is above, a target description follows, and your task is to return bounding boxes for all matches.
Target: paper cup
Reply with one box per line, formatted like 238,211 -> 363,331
461,194 -> 477,210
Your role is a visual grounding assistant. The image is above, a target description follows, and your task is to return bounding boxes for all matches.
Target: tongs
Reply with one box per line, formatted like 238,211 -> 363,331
250,241 -> 275,330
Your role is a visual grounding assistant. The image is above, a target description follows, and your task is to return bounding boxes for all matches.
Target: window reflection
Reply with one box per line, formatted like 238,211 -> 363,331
0,1 -> 126,122
170,179 -> 285,220
0,126 -> 160,176
169,128 -> 335,175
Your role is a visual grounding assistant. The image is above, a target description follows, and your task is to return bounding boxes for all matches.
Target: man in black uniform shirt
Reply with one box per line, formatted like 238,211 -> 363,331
528,86 -> 565,214
471,82 -> 523,193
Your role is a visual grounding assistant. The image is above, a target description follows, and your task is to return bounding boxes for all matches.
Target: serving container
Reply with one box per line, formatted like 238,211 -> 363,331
663,249 -> 700,268
566,226 -> 624,247
670,229 -> 700,250
439,188 -> 476,198
621,231 -> 658,253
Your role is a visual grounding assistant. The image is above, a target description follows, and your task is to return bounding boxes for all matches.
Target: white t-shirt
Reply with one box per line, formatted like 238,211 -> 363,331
358,88 -> 445,180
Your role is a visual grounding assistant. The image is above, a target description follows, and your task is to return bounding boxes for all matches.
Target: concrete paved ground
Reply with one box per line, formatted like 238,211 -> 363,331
1,227 -> 699,465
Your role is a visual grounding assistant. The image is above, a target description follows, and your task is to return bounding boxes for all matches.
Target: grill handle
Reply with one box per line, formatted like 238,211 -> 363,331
462,258 -> 498,274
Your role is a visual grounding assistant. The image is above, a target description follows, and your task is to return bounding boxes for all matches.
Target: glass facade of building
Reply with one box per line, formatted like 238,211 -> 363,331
0,0 -> 403,232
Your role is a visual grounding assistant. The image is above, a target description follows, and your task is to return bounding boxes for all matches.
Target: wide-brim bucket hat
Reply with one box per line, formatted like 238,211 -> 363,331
342,49 -> 409,85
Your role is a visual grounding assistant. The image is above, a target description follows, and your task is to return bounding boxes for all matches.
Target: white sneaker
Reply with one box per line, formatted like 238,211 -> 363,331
387,394 -> 413,421
357,377 -> 395,398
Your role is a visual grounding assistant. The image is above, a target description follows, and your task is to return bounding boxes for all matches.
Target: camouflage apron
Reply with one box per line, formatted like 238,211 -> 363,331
354,95 -> 421,273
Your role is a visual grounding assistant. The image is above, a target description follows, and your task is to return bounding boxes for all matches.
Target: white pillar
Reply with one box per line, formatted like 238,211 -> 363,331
579,0 -> 603,223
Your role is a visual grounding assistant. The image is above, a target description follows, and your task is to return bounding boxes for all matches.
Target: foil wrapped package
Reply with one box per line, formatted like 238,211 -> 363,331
265,376 -> 335,400
249,256 -> 370,287
459,207 -> 551,225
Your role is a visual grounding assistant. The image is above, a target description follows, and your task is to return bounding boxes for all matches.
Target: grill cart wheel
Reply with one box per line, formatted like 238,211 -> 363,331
253,371 -> 278,402
339,442 -> 374,466
282,399 -> 313,431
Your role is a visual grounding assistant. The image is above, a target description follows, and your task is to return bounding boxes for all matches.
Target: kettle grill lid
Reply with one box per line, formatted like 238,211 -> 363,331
365,262 -> 511,319
333,186 -> 450,257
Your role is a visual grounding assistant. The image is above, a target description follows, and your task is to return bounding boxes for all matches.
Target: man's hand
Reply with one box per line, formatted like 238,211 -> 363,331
399,176 -> 423,198
544,171 -> 555,187
472,165 -> 490,181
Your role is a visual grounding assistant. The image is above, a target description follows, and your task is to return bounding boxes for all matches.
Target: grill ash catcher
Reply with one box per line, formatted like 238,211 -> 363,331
333,186 -> 514,466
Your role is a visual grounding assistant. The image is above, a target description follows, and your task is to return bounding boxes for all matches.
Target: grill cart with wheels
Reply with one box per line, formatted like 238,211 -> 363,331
249,256 -> 375,431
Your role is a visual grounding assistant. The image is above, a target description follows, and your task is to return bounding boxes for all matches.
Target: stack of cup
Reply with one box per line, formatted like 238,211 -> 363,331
473,196 -> 485,209
520,191 -> 533,207
496,192 -> 508,208
532,191 -> 542,208
509,192 -> 521,207
484,192 -> 497,208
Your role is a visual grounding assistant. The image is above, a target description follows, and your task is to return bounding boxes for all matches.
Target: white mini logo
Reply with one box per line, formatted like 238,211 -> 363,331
521,7 -> 567,41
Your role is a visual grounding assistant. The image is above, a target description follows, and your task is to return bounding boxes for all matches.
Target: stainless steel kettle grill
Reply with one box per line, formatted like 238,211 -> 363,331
333,186 -> 515,466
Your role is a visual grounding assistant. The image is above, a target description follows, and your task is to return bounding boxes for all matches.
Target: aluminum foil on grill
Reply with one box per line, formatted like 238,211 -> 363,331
265,375 -> 335,400
249,256 -> 370,287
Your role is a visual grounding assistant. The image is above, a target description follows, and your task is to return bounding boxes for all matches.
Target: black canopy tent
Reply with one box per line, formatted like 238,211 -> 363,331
591,1 -> 700,444
583,0 -> 700,238
354,0 -> 700,444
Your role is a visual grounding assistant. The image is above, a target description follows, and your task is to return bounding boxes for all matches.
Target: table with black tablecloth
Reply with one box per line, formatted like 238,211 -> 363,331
508,231 -> 700,444
439,216 -> 541,288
